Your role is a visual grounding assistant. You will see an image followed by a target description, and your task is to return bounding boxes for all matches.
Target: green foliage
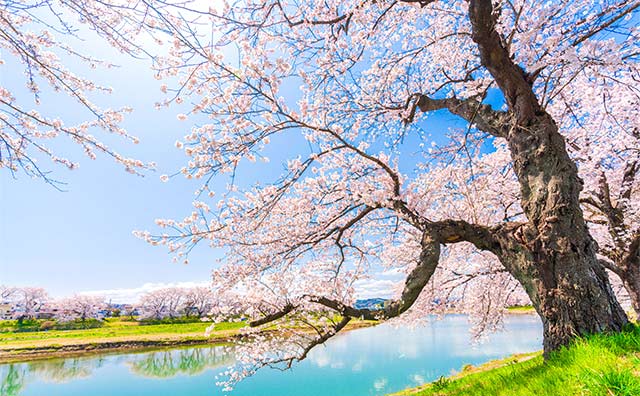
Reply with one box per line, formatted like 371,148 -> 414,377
38,320 -> 56,331
396,326 -> 640,396
0,318 -> 104,333
0,319 -> 247,349
116,316 -> 139,322
0,319 -> 43,333
53,319 -> 104,331
431,376 -> 452,391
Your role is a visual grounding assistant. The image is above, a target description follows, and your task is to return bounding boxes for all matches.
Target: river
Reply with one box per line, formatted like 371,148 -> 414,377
0,314 -> 542,396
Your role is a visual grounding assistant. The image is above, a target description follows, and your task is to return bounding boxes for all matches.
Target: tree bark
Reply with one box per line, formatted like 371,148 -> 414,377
494,113 -> 627,354
468,0 -> 628,355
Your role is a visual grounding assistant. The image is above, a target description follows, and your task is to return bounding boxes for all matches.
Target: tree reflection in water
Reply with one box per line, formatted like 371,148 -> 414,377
0,365 -> 26,396
128,346 -> 234,378
29,357 -> 106,383
0,345 -> 235,394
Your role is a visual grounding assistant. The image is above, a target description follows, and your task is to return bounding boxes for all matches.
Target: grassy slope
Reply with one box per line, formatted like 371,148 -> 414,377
392,326 -> 640,396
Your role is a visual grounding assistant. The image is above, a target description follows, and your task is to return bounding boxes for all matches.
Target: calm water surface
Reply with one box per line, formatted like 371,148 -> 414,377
1,314 -> 542,396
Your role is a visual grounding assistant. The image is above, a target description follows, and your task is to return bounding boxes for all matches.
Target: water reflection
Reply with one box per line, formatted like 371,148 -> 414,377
29,357 -> 106,383
0,315 -> 542,396
0,365 -> 26,396
128,347 -> 234,378
0,345 -> 233,396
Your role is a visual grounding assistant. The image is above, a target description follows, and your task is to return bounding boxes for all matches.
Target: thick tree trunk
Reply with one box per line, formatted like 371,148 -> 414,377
467,0 -> 628,355
500,114 -> 628,355
519,253 -> 627,355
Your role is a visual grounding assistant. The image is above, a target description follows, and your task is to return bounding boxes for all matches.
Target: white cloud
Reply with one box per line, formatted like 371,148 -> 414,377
353,278 -> 400,299
78,281 -> 209,304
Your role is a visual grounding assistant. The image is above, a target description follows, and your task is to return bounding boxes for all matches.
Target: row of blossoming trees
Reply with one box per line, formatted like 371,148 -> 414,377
0,285 -> 216,322
2,0 -> 638,389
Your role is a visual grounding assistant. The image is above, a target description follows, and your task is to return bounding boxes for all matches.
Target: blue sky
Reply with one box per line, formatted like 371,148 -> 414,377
0,31 -> 224,299
0,17 -> 493,303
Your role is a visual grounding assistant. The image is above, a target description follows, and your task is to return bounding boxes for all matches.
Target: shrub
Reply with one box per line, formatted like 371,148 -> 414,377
54,319 -> 103,330
39,320 -> 56,331
431,376 -> 452,391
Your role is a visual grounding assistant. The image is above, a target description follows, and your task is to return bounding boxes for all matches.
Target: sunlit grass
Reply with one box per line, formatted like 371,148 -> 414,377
0,318 -> 245,347
393,325 -> 640,396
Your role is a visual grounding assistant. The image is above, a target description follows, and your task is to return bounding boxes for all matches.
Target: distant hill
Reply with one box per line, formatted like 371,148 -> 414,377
354,298 -> 387,310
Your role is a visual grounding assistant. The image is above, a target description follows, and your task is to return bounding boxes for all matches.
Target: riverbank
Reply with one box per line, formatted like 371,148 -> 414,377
391,325 -> 640,396
0,318 -> 374,364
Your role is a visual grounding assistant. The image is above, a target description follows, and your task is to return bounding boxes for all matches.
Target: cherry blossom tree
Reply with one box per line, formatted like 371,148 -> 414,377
136,2 -> 639,380
555,70 -> 640,315
0,285 -> 16,301
183,287 -> 215,318
138,289 -> 169,320
55,295 -> 106,322
5,0 -> 635,387
13,287 -> 49,321
138,288 -> 186,320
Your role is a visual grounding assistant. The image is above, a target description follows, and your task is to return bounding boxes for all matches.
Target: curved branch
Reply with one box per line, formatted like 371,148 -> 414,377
250,219 -> 503,327
469,0 -> 540,123
250,303 -> 296,327
407,94 -> 510,138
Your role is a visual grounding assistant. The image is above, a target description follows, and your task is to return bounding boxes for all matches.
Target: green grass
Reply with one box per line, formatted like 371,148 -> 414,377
392,325 -> 640,396
0,318 -> 246,351
0,317 -> 372,358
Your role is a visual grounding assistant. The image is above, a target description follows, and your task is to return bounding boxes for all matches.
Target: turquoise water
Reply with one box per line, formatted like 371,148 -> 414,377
1,314 -> 542,396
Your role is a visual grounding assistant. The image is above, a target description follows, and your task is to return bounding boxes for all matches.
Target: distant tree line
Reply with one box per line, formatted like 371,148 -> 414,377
0,285 -> 219,325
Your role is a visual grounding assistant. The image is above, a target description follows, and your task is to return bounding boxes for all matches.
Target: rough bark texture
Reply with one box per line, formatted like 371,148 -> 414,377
468,0 -> 627,355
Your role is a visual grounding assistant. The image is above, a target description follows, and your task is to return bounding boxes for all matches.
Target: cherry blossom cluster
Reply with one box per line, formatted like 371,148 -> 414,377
0,0 -> 174,184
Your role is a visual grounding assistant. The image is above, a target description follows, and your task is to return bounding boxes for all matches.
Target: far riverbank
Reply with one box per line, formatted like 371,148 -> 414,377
0,319 -> 373,364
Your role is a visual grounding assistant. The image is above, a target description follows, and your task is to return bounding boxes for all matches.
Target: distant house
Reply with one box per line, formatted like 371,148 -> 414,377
35,304 -> 60,320
36,311 -> 56,320
0,303 -> 12,320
